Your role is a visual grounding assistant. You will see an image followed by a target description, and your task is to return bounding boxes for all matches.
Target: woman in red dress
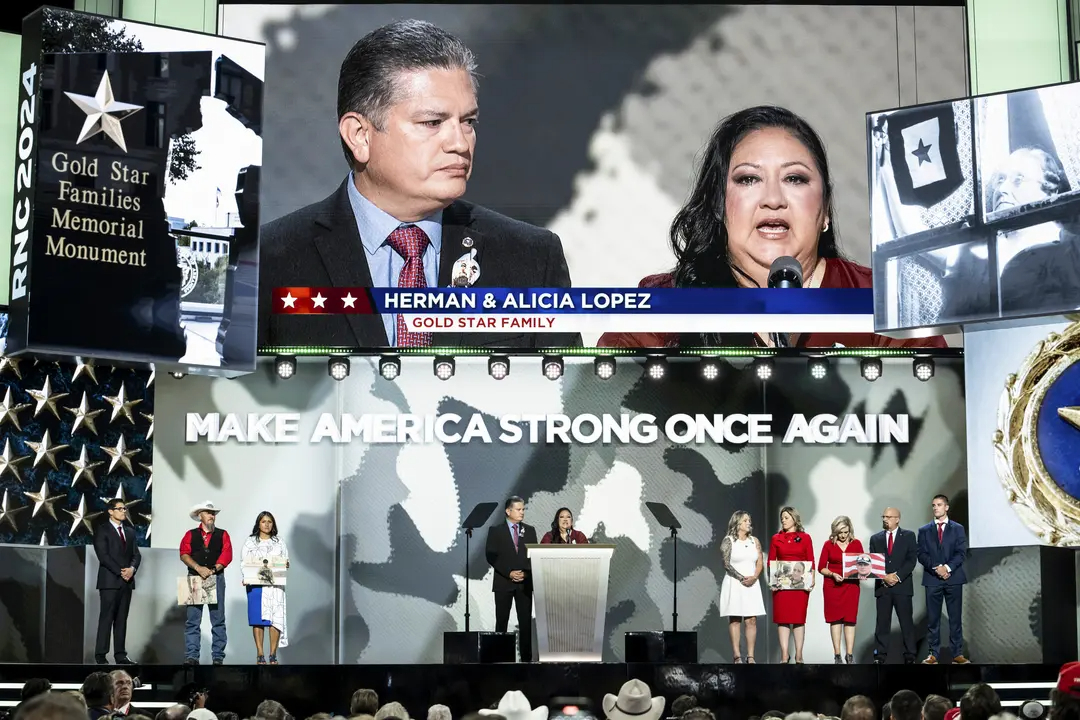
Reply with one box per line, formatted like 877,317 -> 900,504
818,515 -> 863,664
768,506 -> 814,663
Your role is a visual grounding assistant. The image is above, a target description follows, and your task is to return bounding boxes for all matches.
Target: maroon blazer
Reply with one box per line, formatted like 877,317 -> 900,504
540,529 -> 590,544
597,258 -> 948,349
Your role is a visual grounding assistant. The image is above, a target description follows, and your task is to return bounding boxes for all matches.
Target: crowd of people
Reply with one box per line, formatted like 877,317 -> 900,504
5,666 -> 1080,720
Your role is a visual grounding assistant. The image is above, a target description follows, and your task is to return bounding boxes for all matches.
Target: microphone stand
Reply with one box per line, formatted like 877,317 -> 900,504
464,527 -> 473,632
671,525 -> 678,632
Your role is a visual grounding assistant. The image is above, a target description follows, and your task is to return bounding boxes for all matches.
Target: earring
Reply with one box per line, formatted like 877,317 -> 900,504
823,220 -> 830,233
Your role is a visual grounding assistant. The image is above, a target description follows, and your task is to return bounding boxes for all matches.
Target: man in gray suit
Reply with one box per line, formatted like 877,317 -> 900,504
259,19 -> 580,350
869,506 -> 917,664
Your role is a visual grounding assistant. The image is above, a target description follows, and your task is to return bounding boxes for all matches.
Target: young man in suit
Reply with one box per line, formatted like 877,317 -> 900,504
485,495 -> 537,661
93,499 -> 140,664
259,19 -> 580,350
916,494 -> 969,664
869,507 -> 917,664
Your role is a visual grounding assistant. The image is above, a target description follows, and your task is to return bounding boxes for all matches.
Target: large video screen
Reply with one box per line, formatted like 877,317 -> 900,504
870,82 -> 1080,333
216,4 -> 968,350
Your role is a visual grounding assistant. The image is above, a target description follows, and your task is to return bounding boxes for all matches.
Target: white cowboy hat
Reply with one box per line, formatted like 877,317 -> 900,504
189,501 -> 221,521
479,691 -> 548,720
603,680 -> 665,720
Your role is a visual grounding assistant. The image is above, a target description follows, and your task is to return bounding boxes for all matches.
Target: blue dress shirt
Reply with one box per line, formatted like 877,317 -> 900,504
345,173 -> 443,345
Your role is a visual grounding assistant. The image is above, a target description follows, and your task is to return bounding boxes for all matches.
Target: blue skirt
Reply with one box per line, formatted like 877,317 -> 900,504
247,586 -> 271,627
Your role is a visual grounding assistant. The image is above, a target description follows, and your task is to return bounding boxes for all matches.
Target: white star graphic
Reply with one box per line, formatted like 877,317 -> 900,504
312,293 -> 327,308
63,71 -> 143,153
282,293 -> 297,308
342,293 -> 357,308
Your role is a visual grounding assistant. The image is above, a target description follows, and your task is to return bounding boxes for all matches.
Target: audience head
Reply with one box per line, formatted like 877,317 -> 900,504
217,713 -> 239,720
256,700 -> 291,720
603,681 -> 665,720
64,693 -> 86,712
681,711 -> 715,720
428,706 -> 451,720
20,680 -> 52,702
890,691 -> 923,720
883,704 -> 892,720
1018,702 -> 1046,720
110,670 -> 135,708
155,705 -> 190,720
375,704 -> 410,720
923,695 -> 953,720
761,713 -> 785,720
14,693 -> 89,720
352,692 -> 381,718
961,683 -> 1002,720
82,672 -> 115,709
307,714 -> 332,720
671,697 -> 698,718
785,713 -> 819,720
1052,663 -> 1080,720
188,710 -> 219,720
479,691 -> 547,720
842,696 -> 876,720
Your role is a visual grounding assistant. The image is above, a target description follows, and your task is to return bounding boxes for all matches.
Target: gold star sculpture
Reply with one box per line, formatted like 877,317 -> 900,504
139,462 -> 153,491
0,387 -> 32,431
1059,406 -> 1080,430
0,356 -> 24,380
140,511 -> 152,540
141,412 -> 154,441
0,437 -> 30,482
26,429 -> 70,470
72,357 -> 100,385
24,480 -> 63,521
66,391 -> 105,436
65,495 -> 95,537
104,383 -> 142,424
67,445 -> 105,489
27,376 -> 69,420
0,489 -> 25,532
102,483 -> 141,513
102,433 -> 139,475
147,366 -> 155,389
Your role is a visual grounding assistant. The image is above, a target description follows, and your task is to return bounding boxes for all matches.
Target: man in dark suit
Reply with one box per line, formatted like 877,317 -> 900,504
916,493 -> 969,664
258,19 -> 580,351
869,506 -> 917,664
93,499 -> 140,665
485,495 -> 537,662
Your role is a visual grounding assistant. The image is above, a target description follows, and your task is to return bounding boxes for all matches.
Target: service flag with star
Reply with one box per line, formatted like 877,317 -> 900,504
887,102 -> 966,208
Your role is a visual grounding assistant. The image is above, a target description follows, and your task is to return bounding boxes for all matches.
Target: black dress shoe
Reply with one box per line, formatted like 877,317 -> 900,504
904,657 -> 916,664
212,659 -> 223,666
183,658 -> 199,666
115,657 -> 136,665
95,657 -> 109,665
873,657 -> 885,665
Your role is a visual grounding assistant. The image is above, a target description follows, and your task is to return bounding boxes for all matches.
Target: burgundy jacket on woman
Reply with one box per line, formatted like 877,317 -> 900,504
540,529 -> 590,544
597,258 -> 947,349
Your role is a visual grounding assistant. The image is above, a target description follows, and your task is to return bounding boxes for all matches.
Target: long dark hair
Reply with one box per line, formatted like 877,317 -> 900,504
250,511 -> 279,539
549,507 -> 574,543
671,105 -> 842,345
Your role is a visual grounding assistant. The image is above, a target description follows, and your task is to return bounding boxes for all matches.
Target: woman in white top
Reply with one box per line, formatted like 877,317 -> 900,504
241,511 -> 289,664
718,510 -> 765,663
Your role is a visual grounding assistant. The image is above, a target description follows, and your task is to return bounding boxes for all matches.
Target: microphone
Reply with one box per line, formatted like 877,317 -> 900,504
767,256 -> 802,348
768,256 -> 803,288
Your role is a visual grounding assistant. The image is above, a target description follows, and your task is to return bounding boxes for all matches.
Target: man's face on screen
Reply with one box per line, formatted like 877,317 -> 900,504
724,126 -> 827,279
359,67 -> 477,220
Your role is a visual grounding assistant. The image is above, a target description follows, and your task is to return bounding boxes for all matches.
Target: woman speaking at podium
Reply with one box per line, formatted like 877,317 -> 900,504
541,508 -> 589,544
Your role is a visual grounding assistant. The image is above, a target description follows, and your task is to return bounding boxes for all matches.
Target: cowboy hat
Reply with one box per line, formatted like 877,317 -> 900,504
189,501 -> 221,521
479,691 -> 548,720
603,680 -> 665,720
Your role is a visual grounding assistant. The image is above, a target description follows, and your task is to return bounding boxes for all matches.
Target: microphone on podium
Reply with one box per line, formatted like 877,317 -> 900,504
767,256 -> 803,348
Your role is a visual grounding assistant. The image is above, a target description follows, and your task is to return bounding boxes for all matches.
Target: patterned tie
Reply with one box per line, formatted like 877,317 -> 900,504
386,225 -> 432,347
513,523 -> 519,551
887,531 -> 894,555
937,523 -> 944,543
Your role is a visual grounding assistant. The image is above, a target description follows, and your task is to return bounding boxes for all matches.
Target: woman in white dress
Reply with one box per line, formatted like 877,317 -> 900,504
718,510 -> 765,663
241,511 -> 289,664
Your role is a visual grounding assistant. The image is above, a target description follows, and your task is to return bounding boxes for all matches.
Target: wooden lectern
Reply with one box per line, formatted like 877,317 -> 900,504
526,543 -> 615,662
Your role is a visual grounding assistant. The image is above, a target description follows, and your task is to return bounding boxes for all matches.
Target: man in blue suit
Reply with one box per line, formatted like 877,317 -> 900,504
917,494 -> 969,664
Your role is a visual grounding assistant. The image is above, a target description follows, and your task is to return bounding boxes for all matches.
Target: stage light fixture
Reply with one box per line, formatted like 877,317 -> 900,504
434,356 -> 456,381
275,355 -> 296,380
700,358 -> 720,380
328,357 -> 350,381
913,356 -> 935,381
752,357 -> 773,381
808,357 -> 829,380
379,356 -> 401,380
170,371 -> 185,379
645,356 -> 667,380
861,357 -> 883,382
594,356 -> 616,379
488,355 -> 510,380
542,356 -> 564,381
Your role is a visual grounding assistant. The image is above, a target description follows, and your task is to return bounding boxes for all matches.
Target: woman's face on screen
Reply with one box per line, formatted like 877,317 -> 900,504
991,149 -> 1051,212
724,127 -> 827,279
558,510 -> 573,529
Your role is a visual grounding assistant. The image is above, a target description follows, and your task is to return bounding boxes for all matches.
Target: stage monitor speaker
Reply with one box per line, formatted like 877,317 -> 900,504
624,631 -> 698,663
443,631 -> 516,664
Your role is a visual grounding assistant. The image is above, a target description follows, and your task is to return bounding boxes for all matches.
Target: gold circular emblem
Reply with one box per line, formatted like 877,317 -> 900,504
994,320 -> 1080,546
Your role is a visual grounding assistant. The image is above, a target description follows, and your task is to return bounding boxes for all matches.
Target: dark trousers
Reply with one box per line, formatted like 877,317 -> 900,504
494,588 -> 533,662
874,593 -> 916,661
95,585 -> 133,660
925,584 -> 964,657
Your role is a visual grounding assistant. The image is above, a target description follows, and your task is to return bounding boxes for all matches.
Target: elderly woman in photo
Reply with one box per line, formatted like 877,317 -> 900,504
598,105 -> 946,349
718,511 -> 765,663
818,515 -> 864,664
242,511 -> 289,664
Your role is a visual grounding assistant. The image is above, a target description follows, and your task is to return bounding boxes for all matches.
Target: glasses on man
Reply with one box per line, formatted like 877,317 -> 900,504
111,506 -> 128,513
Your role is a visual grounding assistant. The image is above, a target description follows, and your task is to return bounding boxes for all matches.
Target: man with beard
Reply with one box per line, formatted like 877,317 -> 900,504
179,502 -> 233,665
869,507 -> 917,663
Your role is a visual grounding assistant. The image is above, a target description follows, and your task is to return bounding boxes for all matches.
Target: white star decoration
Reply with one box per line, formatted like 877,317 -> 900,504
26,429 -> 70,470
104,383 -> 142,424
27,375 -> 69,419
312,293 -> 327,308
342,293 -> 357,308
282,293 -> 297,308
63,71 -> 143,152
102,433 -> 139,475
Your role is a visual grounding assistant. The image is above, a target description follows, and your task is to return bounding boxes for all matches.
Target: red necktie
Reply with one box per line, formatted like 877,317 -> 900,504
513,524 -> 519,551
118,525 -> 126,548
887,531 -> 894,555
937,523 -> 944,543
386,226 -> 432,347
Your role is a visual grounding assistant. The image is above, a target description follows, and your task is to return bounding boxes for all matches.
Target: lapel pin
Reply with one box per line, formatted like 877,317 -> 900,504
462,236 -> 474,248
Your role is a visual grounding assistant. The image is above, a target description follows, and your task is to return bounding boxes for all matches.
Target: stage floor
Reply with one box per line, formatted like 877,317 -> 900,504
0,663 -> 1062,719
